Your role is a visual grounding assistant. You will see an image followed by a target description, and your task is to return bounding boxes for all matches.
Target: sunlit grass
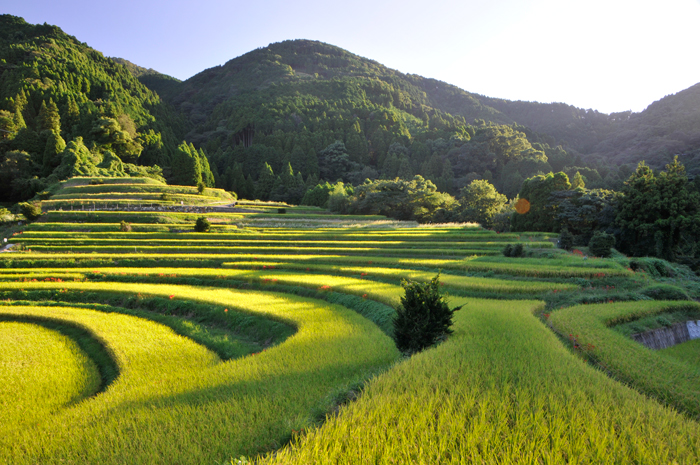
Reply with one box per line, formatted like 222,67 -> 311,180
549,300 -> 700,419
262,298 -> 700,464
0,282 -> 399,463
660,339 -> 700,370
0,321 -> 100,434
0,265 -> 579,297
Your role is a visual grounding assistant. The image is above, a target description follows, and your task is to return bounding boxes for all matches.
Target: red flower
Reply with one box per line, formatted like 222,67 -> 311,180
169,295 -> 174,299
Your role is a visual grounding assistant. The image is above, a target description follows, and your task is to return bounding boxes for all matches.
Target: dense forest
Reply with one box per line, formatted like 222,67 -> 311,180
1,15 -> 699,267
0,15 -> 214,201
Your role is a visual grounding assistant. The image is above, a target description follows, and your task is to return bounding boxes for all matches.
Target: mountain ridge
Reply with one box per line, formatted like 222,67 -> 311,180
1,15 -> 699,204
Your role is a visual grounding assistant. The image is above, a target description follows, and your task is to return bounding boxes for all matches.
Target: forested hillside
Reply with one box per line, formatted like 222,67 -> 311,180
152,39 -> 594,200
0,15 -> 186,200
1,17 -> 699,207
482,83 -> 700,175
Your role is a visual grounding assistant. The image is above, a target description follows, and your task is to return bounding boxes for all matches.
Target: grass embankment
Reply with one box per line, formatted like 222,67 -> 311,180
262,298 -> 700,464
0,282 -> 399,463
661,339 -> 700,370
549,300 -> 700,419
0,321 -> 101,433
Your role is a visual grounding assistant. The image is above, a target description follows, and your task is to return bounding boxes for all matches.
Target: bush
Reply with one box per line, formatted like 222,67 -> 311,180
197,181 -> 205,194
629,257 -> 681,278
504,243 -> 525,257
160,192 -> 171,201
194,217 -> 210,233
640,284 -> 690,301
277,208 -> 286,214
558,228 -> 574,250
503,244 -> 513,257
119,220 -> 132,232
588,231 -> 615,257
18,202 -> 42,221
392,274 -> 463,354
512,243 -> 524,257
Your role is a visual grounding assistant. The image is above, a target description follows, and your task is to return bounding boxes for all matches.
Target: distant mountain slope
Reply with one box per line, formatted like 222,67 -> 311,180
110,57 -> 183,100
483,84 -> 700,175
590,83 -> 700,172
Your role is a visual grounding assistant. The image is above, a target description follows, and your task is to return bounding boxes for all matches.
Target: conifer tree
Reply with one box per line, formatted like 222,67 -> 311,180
244,174 -> 256,200
37,99 -> 61,132
42,130 -> 66,175
171,142 -> 202,186
197,147 -> 215,187
397,158 -> 413,180
255,162 -> 275,200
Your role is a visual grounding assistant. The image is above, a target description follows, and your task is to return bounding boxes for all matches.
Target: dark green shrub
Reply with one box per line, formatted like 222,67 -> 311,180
197,181 -> 205,194
640,284 -> 690,301
392,274 -> 463,354
160,192 -> 171,201
18,202 -> 42,221
503,244 -> 513,257
558,228 -> 574,250
194,217 -> 210,233
512,243 -> 524,257
588,231 -> 615,257
629,257 -> 680,278
277,208 -> 287,214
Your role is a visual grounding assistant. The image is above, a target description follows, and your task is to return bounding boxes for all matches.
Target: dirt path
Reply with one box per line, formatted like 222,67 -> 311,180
0,243 -> 16,253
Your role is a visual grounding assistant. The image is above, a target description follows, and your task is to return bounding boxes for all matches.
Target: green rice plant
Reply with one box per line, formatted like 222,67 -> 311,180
0,320 -> 101,434
660,339 -> 700,370
221,263 -> 579,294
0,282 -> 399,463
12,244 -> 503,257
262,298 -> 700,464
11,236 -> 549,251
640,284 -> 691,301
0,265 -> 579,299
549,300 -> 700,418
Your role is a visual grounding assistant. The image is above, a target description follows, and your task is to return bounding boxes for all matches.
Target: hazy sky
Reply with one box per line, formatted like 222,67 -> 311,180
5,0 -> 700,114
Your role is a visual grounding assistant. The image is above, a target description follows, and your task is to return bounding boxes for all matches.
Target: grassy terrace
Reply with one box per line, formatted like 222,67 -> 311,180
1,176 -> 699,463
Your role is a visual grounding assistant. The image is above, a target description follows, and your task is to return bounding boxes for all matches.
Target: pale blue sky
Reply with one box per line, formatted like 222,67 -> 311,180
4,0 -> 700,113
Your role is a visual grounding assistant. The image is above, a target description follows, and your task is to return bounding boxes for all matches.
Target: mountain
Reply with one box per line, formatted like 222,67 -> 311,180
150,39 -> 581,198
0,14 -> 184,200
1,15 -> 698,203
147,39 -> 699,199
482,83 -> 700,175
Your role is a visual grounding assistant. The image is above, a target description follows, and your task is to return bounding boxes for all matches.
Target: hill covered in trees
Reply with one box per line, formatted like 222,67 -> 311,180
1,15 -> 699,206
0,15 -> 189,200
143,38 -> 700,201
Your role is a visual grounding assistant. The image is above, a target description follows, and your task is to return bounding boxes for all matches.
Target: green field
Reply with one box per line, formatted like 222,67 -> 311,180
1,177 -> 699,463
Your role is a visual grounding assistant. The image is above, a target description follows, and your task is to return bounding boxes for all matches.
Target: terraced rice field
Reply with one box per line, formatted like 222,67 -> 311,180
1,177 -> 699,464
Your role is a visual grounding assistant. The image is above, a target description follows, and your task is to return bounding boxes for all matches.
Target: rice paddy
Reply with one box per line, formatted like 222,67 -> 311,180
1,176 -> 698,463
